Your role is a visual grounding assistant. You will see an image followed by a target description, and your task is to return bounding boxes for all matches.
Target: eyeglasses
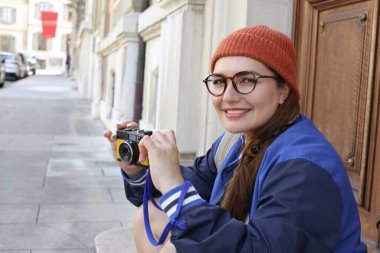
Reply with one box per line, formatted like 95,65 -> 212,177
202,71 -> 278,97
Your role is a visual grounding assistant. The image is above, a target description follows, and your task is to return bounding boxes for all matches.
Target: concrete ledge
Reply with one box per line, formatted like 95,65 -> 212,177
95,227 -> 137,253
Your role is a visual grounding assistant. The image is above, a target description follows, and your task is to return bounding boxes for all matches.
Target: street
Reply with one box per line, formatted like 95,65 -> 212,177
0,75 -> 137,252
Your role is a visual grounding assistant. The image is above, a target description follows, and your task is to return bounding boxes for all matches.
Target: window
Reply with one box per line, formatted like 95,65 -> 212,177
33,32 -> 51,51
34,2 -> 53,19
0,35 -> 15,51
0,7 -> 16,24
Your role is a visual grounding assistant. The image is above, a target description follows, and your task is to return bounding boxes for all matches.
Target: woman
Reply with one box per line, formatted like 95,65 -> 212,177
104,25 -> 367,253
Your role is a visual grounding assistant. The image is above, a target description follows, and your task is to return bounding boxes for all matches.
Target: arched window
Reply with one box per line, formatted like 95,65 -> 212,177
0,6 -> 16,24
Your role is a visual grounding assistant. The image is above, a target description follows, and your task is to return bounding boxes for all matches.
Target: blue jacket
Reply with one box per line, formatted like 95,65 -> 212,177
123,115 -> 367,252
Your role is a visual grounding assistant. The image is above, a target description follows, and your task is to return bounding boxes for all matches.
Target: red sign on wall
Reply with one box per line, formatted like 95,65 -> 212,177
41,11 -> 58,38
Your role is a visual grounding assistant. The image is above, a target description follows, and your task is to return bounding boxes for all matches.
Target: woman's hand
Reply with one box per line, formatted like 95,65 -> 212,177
103,121 -> 144,178
138,130 -> 184,194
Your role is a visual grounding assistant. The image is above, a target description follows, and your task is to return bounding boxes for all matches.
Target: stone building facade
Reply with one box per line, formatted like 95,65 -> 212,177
0,0 -> 72,74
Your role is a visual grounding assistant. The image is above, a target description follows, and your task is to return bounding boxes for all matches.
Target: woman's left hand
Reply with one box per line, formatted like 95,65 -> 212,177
138,130 -> 184,194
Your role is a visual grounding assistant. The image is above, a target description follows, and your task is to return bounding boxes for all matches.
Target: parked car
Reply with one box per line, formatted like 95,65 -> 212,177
17,53 -> 29,77
0,59 -> 5,88
0,52 -> 27,80
19,51 -> 37,75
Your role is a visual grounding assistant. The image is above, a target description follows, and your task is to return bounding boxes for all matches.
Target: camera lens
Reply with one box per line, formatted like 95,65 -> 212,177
119,141 -> 139,164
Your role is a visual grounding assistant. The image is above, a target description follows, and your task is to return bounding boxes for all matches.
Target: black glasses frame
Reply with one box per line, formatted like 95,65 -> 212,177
202,71 -> 278,97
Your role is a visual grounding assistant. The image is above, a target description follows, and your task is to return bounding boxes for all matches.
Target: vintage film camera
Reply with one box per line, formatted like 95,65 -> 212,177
116,128 -> 152,167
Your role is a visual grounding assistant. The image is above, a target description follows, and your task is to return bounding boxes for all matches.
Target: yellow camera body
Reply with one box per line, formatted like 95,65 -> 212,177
116,128 -> 152,167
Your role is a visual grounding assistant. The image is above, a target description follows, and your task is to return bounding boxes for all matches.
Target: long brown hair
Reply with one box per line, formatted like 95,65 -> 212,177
221,82 -> 300,221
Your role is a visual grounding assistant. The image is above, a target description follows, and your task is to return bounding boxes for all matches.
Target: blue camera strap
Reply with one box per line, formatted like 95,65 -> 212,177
143,168 -> 190,246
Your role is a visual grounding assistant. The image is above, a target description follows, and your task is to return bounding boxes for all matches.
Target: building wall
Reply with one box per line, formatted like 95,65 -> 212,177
0,0 -> 72,73
0,0 -> 28,52
27,0 -> 72,74
74,0 -> 148,129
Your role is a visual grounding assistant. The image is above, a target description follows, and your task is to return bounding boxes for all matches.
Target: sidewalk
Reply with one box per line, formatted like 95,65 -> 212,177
0,75 -> 137,252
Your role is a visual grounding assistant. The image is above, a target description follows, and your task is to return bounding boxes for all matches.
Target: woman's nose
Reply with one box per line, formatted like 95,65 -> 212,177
222,80 -> 240,100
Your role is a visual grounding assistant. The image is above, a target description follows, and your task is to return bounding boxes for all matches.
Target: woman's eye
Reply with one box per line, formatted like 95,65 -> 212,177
240,77 -> 255,84
212,79 -> 225,85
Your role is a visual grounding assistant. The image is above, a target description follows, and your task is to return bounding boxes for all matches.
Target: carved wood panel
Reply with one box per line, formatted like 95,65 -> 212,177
293,0 -> 380,250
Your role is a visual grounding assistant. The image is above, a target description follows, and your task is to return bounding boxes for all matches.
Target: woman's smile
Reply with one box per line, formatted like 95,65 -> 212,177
223,108 -> 251,118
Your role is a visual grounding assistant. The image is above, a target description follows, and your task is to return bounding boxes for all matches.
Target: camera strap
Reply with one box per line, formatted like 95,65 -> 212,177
143,168 -> 190,246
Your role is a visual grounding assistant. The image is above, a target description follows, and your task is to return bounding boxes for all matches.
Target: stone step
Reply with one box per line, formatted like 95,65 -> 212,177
95,227 -> 137,253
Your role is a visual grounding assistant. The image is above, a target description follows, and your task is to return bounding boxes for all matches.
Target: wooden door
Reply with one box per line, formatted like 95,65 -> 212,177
293,0 -> 380,251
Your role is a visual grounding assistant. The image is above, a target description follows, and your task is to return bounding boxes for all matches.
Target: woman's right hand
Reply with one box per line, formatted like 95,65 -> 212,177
103,121 -> 145,178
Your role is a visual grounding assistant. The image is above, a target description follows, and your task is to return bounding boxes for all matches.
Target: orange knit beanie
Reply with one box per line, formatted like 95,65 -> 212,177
210,25 -> 299,100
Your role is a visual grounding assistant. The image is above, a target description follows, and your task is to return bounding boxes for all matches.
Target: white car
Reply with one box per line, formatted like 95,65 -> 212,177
0,52 -> 27,80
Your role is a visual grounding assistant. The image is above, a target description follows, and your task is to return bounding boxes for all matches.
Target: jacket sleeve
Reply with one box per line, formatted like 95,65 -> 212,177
161,159 -> 343,253
123,140 -> 219,206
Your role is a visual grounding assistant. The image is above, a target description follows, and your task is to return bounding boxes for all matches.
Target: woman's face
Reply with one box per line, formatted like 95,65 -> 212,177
211,56 -> 289,134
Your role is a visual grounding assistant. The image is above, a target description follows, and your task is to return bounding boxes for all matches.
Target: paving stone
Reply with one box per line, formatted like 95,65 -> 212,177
38,203 -> 136,223
0,162 -> 47,177
0,186 -> 114,204
0,135 -> 12,150
108,188 -> 129,203
95,227 -> 136,253
0,125 -> 20,135
0,250 -> 30,253
0,150 -> 50,162
14,127 -> 56,136
0,224 -> 86,250
6,135 -> 53,151
51,136 -> 107,153
44,176 -> 123,189
0,187 -> 43,204
32,250 -> 94,253
0,176 -> 44,189
48,152 -> 111,161
41,186 -> 113,204
46,160 -> 103,177
0,204 -> 39,223
40,222 -> 124,248
101,167 -> 121,177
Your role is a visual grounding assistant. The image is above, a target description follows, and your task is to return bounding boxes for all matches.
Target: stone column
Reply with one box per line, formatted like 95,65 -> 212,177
114,39 -> 140,122
97,12 -> 142,127
91,39 -> 102,119
199,0 -> 249,153
157,4 -> 205,154
139,1 -> 206,154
